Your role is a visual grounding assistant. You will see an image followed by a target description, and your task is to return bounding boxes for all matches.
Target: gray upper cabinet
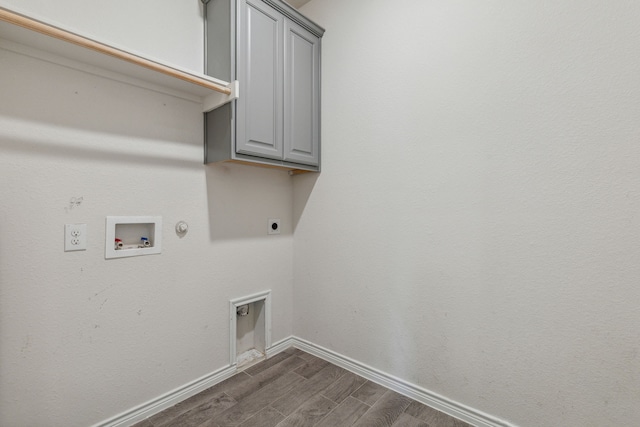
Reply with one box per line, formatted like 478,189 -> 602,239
204,0 -> 324,173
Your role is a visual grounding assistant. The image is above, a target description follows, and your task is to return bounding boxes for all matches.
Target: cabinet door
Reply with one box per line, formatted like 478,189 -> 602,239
236,0 -> 284,160
283,20 -> 320,166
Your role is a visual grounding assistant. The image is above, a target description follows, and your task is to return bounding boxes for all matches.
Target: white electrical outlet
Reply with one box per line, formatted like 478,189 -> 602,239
268,218 -> 281,235
65,224 -> 87,251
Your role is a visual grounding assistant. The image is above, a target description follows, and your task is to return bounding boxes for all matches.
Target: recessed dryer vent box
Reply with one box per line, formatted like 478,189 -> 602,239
105,216 -> 162,259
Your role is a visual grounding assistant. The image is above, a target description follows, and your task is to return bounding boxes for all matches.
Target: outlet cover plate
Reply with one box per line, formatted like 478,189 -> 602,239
65,223 -> 87,251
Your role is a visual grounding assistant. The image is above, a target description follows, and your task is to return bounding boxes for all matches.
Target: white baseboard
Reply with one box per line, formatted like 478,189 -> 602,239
290,337 -> 517,427
93,338 -> 293,427
92,364 -> 236,427
94,336 -> 515,427
267,336 -> 295,357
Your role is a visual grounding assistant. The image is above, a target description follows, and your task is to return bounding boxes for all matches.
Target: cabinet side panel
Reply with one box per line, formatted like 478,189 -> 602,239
284,21 -> 319,166
205,102 -> 234,163
205,0 -> 234,80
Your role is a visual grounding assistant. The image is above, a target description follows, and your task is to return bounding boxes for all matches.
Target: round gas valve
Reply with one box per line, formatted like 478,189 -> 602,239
175,221 -> 189,236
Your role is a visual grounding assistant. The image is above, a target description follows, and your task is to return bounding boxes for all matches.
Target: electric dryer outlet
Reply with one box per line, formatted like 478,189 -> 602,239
268,219 -> 281,235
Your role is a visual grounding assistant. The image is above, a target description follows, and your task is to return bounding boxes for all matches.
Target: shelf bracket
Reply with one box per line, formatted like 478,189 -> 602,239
203,80 -> 239,112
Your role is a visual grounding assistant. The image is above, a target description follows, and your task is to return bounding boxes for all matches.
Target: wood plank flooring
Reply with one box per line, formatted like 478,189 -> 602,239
132,348 -> 472,427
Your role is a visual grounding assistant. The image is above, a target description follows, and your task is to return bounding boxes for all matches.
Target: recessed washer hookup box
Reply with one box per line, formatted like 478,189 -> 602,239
105,216 -> 162,259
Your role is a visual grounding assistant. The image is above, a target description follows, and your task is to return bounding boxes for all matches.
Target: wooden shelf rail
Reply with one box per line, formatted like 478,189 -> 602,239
0,7 -> 232,96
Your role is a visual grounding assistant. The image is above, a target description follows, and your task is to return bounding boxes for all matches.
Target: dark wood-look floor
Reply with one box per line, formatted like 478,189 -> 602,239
132,348 -> 472,427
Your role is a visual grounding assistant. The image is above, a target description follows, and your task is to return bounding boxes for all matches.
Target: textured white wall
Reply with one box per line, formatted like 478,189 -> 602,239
0,2 -> 293,426
294,1 -> 640,426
